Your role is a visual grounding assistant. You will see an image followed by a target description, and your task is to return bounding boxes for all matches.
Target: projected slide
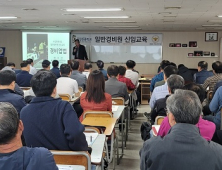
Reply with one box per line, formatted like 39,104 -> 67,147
22,32 -> 70,69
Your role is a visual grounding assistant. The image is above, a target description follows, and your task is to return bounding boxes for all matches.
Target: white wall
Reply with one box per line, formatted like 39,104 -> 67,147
1,30 -> 222,75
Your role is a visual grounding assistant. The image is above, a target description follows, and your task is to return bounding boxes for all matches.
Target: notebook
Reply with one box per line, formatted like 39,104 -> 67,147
112,106 -> 119,112
57,165 -> 85,170
83,132 -> 98,146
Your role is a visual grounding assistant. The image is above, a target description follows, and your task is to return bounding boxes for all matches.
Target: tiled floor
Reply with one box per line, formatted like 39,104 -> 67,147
108,104 -> 150,170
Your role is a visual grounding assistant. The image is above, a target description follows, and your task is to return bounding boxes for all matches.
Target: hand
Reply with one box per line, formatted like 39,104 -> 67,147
73,49 -> 76,52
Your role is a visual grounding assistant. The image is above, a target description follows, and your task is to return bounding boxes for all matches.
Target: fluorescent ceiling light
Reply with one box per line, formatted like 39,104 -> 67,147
103,26 -> 139,28
94,21 -> 136,23
217,15 -> 222,17
202,24 -> 222,27
84,16 -> 129,19
64,8 -> 122,12
108,28 -> 141,30
0,16 -> 17,19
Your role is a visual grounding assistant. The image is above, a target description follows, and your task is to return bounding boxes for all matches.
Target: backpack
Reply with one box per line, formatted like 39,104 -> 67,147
140,122 -> 152,141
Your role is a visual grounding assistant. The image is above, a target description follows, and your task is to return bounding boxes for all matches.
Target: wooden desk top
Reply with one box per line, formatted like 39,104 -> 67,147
82,117 -> 117,136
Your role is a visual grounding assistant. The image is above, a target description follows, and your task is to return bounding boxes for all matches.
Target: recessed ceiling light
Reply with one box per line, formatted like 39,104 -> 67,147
63,8 -> 123,12
0,16 -> 17,19
22,8 -> 38,11
84,16 -> 129,19
103,26 -> 139,28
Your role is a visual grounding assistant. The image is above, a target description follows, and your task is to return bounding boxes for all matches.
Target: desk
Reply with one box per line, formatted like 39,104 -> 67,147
82,117 -> 117,136
91,134 -> 106,164
112,105 -> 126,163
57,165 -> 85,170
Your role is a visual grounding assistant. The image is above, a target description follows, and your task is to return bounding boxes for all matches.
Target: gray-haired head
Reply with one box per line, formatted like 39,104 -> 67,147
167,74 -> 184,94
0,102 -> 20,144
166,89 -> 201,125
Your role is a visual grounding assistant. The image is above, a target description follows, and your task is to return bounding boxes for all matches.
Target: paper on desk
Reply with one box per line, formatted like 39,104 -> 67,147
152,125 -> 160,136
84,132 -> 98,146
57,165 -> 85,170
112,105 -> 119,111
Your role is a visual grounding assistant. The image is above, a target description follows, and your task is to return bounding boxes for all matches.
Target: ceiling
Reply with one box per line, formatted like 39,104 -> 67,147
0,0 -> 222,31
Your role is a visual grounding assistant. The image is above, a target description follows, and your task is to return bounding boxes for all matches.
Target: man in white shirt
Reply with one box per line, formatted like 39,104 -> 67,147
82,62 -> 92,78
27,59 -> 37,75
149,65 -> 178,109
125,60 -> 139,86
57,64 -> 79,99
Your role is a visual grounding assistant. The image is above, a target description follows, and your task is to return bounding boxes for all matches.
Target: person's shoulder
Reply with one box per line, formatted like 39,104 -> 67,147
208,141 -> 222,154
142,136 -> 165,151
105,93 -> 112,99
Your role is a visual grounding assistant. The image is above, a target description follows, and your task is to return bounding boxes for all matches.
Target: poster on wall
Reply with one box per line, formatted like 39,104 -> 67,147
0,47 -> 6,57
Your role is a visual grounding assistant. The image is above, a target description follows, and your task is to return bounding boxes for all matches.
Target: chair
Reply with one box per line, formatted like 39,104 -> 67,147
85,127 -> 101,134
154,116 -> 165,125
50,150 -> 91,170
20,87 -> 31,90
79,86 -> 84,92
112,97 -> 125,105
58,94 -> 71,101
207,91 -> 213,101
83,111 -> 113,119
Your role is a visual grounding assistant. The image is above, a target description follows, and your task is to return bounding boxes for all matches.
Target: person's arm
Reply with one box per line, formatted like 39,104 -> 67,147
150,103 -> 158,122
83,46 -> 88,60
202,78 -> 210,90
73,80 -> 79,94
123,85 -> 129,101
14,83 -> 24,96
209,86 -> 222,113
72,46 -> 77,56
150,77 -> 156,92
193,73 -> 196,83
106,94 -> 112,111
140,143 -> 150,170
34,148 -> 58,170
149,90 -> 156,109
62,102 -> 88,151
128,79 -> 136,90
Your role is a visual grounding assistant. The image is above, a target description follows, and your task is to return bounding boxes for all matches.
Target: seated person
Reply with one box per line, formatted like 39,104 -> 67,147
50,60 -> 60,78
20,71 -> 88,151
97,60 -> 108,80
150,75 -> 184,123
105,65 -> 129,102
82,62 -> 92,79
178,64 -> 193,84
80,70 -> 112,121
1,66 -> 24,96
0,70 -> 26,114
194,61 -> 213,84
140,90 -> 222,170
27,59 -> 37,75
149,65 -> 178,109
57,64 -> 79,99
204,86 -> 222,130
203,61 -> 222,91
150,60 -> 170,92
70,60 -> 87,90
42,60 -> 51,71
16,61 -> 33,87
125,60 -> 139,86
158,83 -> 216,141
5,62 -> 21,75
0,102 -> 58,170
118,65 -> 135,91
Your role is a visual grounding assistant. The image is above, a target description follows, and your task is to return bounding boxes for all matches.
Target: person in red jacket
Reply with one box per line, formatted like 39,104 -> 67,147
118,65 -> 135,91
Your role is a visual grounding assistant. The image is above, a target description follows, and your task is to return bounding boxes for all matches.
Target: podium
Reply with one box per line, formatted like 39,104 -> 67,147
0,57 -> 7,70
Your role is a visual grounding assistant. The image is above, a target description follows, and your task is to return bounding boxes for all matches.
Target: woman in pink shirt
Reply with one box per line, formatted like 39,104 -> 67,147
157,83 -> 216,141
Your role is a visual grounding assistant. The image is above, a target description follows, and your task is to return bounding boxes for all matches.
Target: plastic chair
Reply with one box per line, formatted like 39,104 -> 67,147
154,116 -> 165,125
50,150 -> 91,170
58,94 -> 71,101
79,86 -> 84,92
83,111 -> 113,119
20,87 -> 31,90
112,97 -> 125,105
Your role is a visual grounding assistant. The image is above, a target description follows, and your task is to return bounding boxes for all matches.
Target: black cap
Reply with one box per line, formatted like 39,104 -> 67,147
42,60 -> 51,68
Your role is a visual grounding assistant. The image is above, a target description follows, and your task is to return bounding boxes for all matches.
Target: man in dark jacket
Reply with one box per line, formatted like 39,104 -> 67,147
178,64 -> 193,84
194,61 -> 213,84
20,70 -> 88,151
0,70 -> 26,115
16,61 -> 33,87
0,102 -> 58,170
140,90 -> 222,170
73,39 -> 88,72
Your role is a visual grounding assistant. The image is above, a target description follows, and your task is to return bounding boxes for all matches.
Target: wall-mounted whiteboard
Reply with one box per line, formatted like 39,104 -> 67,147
71,33 -> 162,63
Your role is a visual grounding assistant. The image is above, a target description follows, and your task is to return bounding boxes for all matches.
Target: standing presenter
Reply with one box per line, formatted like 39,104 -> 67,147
73,39 -> 88,72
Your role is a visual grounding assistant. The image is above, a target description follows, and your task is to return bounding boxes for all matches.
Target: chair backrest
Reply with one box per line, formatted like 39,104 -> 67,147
85,127 -> 101,134
79,86 -> 84,92
207,91 -> 213,101
59,94 -> 71,101
20,87 -> 31,90
51,151 -> 91,170
112,97 -> 124,105
155,116 -> 165,125
83,111 -> 113,119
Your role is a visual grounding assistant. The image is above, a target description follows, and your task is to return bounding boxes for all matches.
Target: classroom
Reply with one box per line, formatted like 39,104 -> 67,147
0,0 -> 222,170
